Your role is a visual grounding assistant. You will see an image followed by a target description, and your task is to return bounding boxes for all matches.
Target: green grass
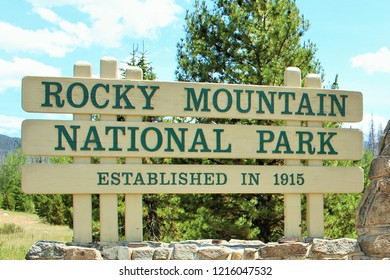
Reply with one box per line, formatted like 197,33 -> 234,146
0,209 -> 73,260
0,223 -> 24,234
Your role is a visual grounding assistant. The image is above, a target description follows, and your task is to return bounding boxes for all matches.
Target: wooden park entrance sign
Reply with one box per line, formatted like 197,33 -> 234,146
21,57 -> 364,242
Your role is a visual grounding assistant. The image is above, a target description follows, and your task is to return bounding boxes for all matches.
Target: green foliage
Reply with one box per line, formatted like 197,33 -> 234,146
0,149 -> 34,213
322,150 -> 374,239
170,0 -> 322,242
121,43 -> 157,80
0,151 -> 72,227
0,223 -> 24,235
176,0 -> 322,84
33,194 -> 72,226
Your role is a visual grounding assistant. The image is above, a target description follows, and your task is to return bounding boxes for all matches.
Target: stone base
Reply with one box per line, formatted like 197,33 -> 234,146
25,238 -> 389,260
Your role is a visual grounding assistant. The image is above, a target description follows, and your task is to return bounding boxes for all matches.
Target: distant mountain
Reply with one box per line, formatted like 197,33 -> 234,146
0,134 -> 21,164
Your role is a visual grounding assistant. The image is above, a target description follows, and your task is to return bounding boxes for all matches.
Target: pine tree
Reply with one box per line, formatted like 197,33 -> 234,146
174,0 -> 322,242
121,42 -> 157,80
368,114 -> 378,156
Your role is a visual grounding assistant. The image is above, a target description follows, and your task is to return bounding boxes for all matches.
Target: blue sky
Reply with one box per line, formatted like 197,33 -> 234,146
0,0 -> 388,138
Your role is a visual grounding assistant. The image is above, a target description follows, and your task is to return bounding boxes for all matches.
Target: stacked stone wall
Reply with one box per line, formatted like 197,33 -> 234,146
26,238 -> 368,260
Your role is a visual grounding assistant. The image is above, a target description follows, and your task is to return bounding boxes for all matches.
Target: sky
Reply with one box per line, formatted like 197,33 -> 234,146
0,0 -> 388,138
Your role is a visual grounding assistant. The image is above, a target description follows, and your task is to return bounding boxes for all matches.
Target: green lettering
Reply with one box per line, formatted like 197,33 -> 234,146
296,93 -> 315,115
55,125 -> 80,151
127,127 -> 139,151
318,132 -> 338,155
235,89 -> 253,113
213,88 -> 232,112
188,128 -> 211,152
141,127 -> 163,152
80,126 -> 105,151
106,126 -> 125,151
41,81 -> 64,107
178,172 -> 188,185
112,84 -> 135,109
133,173 -> 145,185
256,130 -> 274,153
204,173 -> 214,185
91,83 -> 109,109
184,87 -> 211,112
213,128 -> 232,152
278,92 -> 295,115
317,93 -> 327,116
329,94 -> 347,117
165,127 -> 188,152
111,172 -> 121,185
122,172 -> 133,185
137,85 -> 159,110
97,172 -> 109,185
273,131 -> 293,154
256,91 -> 275,114
190,172 -> 202,185
216,173 -> 227,185
67,82 -> 88,108
296,131 -> 316,154
148,173 -> 158,185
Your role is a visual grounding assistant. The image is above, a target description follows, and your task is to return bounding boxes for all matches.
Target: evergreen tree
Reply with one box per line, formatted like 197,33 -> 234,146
121,42 -> 157,80
176,0 -> 322,84
368,115 -> 376,156
174,0 -> 322,242
0,149 -> 34,212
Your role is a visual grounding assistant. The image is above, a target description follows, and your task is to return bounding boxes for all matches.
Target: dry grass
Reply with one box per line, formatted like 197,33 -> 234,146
0,208 -> 72,260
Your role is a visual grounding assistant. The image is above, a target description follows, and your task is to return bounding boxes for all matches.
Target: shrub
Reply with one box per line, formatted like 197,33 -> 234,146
0,223 -> 24,234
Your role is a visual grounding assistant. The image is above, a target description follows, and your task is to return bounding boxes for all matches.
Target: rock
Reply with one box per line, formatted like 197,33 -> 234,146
358,234 -> 390,258
102,246 -> 131,260
65,246 -> 102,260
230,249 -> 244,260
153,247 -> 172,260
172,244 -> 198,260
25,241 -> 67,260
242,248 -> 258,260
311,238 -> 361,260
127,242 -> 149,248
356,123 -> 390,259
259,242 -> 309,260
196,247 -> 231,260
357,178 -> 390,229
228,239 -> 265,246
131,247 -> 155,260
378,122 -> 390,156
368,158 -> 390,180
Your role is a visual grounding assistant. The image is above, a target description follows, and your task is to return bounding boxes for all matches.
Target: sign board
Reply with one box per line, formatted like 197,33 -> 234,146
21,62 -> 365,241
21,119 -> 363,160
22,76 -> 363,122
22,164 -> 363,194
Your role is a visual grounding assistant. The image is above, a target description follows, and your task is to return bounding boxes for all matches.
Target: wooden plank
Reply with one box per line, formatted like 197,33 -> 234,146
283,67 -> 302,239
305,73 -> 325,238
21,164 -> 364,194
21,120 -> 363,160
124,67 -> 143,242
98,57 -> 119,242
72,61 -> 93,243
22,76 -> 363,122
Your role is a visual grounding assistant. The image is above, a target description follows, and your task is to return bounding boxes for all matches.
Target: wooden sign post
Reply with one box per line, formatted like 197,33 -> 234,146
21,59 -> 364,242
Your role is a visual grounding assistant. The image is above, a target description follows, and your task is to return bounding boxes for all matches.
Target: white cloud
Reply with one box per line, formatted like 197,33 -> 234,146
343,113 -> 388,139
0,57 -> 61,93
0,0 -> 183,56
0,21 -> 87,57
351,47 -> 390,74
0,115 -> 24,137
